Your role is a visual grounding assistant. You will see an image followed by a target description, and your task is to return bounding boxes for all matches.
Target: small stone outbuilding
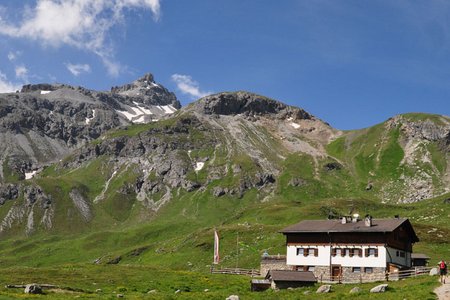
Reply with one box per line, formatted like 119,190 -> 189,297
265,270 -> 317,289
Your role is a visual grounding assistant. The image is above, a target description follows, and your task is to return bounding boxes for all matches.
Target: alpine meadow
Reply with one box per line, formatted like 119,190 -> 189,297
0,76 -> 448,298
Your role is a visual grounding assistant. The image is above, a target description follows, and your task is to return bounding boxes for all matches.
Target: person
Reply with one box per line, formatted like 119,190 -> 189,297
439,260 -> 447,283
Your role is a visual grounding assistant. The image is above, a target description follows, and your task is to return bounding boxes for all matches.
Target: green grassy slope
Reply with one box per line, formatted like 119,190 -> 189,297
0,111 -> 448,299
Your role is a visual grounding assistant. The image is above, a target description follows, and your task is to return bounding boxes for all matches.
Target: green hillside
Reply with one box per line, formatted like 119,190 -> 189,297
0,95 -> 449,298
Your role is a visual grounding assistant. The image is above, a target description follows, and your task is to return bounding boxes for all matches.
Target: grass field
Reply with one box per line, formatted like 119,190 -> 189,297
0,265 -> 441,299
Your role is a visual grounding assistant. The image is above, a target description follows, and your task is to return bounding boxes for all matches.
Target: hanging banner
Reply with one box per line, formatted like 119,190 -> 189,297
213,230 -> 220,264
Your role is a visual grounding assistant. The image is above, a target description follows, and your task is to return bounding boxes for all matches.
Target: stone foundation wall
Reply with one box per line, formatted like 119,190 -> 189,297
313,266 -> 330,281
261,256 -> 388,283
260,256 -> 289,277
285,265 -> 387,282
341,267 -> 386,282
311,266 -> 386,282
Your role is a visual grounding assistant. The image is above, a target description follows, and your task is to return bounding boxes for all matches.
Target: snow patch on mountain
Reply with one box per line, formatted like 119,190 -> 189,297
195,162 -> 205,171
25,170 -> 38,180
85,109 -> 96,125
116,103 -> 177,124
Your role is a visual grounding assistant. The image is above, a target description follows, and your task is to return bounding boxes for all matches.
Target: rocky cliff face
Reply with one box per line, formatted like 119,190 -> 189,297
329,113 -> 450,204
386,115 -> 450,203
0,91 -> 339,235
0,87 -> 448,236
0,74 -> 179,182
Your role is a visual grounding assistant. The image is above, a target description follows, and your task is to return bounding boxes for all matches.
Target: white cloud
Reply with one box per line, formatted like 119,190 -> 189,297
0,0 -> 161,76
65,63 -> 91,76
15,65 -> 28,81
0,72 -> 20,93
171,74 -> 212,99
7,51 -> 17,61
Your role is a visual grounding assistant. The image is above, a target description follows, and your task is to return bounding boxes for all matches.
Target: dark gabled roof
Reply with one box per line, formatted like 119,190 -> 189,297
280,218 -> 419,242
411,253 -> 430,260
265,270 -> 317,282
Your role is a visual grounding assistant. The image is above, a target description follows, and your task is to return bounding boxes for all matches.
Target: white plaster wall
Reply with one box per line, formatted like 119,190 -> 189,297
287,245 -> 387,268
332,246 -> 386,268
286,245 -> 330,266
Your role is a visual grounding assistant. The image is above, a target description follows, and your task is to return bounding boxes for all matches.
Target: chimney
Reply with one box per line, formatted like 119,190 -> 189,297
364,215 -> 372,227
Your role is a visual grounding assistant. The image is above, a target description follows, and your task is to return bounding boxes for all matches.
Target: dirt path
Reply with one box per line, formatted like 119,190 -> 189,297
435,280 -> 450,299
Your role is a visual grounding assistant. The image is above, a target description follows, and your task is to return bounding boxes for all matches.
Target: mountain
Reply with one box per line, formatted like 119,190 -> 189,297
0,73 -> 180,182
0,85 -> 448,272
328,113 -> 450,203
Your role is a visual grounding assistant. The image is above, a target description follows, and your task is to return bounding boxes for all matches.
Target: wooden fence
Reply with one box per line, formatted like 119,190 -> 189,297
210,266 -> 260,277
320,267 -> 433,284
210,265 -> 432,283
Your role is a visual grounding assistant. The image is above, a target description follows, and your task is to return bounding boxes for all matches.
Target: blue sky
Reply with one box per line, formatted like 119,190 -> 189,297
0,1 -> 449,130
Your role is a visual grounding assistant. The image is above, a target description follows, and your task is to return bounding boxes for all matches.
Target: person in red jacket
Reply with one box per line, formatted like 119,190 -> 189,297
439,260 -> 447,283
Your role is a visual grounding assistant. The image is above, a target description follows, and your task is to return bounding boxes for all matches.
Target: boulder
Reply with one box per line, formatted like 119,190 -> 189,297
289,177 -> 306,187
24,284 -> 43,294
316,285 -> 331,293
324,162 -> 342,171
370,284 -> 388,293
350,287 -> 362,294
226,295 -> 239,300
107,256 -> 122,264
430,267 -> 439,276
212,187 -> 226,197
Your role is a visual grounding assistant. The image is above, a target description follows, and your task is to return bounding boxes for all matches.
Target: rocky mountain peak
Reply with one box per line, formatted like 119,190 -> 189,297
190,91 -> 313,120
110,73 -> 180,108
136,73 -> 155,83
387,114 -> 450,141
111,73 -> 156,93
20,83 -> 70,93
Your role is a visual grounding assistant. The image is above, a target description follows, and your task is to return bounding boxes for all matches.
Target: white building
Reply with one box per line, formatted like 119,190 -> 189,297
279,216 -> 419,281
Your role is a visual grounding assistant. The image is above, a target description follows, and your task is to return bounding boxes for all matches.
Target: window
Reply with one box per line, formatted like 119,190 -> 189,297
365,267 -> 373,273
400,251 -> 405,258
297,248 -> 318,257
307,266 -> 315,272
396,250 -> 400,257
341,248 -> 348,257
365,248 -> 378,257
332,248 -> 342,257
349,248 -> 362,257
295,265 -> 305,271
352,267 -> 361,273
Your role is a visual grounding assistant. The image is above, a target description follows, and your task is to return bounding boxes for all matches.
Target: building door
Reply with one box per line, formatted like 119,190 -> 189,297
332,265 -> 341,281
